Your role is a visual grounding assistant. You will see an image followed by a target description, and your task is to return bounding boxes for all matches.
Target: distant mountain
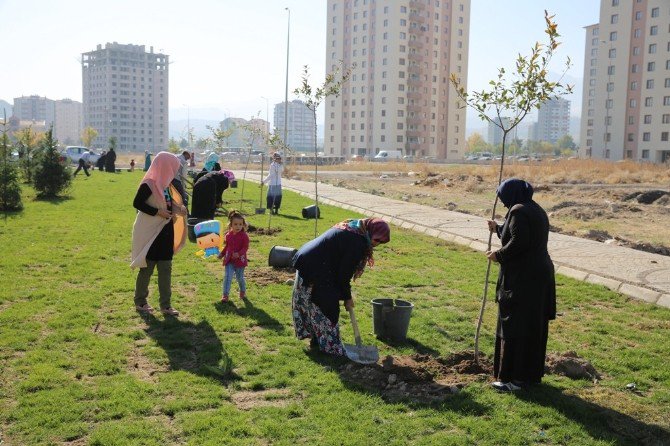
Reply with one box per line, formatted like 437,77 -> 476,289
169,119 -> 222,140
0,100 -> 12,118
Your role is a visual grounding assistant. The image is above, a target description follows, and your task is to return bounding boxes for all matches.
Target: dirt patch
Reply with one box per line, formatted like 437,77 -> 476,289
545,351 -> 601,381
127,340 -> 167,383
231,388 -> 294,410
245,266 -> 295,286
338,351 -> 492,403
247,225 -> 282,236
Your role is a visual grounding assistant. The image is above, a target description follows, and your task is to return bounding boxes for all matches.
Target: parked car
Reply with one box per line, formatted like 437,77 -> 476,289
350,154 -> 366,162
219,151 -> 240,162
62,146 -> 100,165
402,155 -> 415,162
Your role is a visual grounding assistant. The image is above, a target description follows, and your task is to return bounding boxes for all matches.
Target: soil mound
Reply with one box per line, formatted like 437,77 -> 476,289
247,225 -> 282,235
545,351 -> 601,381
245,266 -> 294,285
338,351 -> 492,403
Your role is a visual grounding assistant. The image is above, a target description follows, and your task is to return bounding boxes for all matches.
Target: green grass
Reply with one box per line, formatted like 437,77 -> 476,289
0,170 -> 669,445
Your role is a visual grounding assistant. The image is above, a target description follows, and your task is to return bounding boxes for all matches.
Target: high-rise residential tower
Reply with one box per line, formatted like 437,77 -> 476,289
54,99 -> 83,145
580,1 -> 670,162
82,42 -> 168,151
536,98 -> 570,144
274,100 -> 316,151
325,0 -> 470,160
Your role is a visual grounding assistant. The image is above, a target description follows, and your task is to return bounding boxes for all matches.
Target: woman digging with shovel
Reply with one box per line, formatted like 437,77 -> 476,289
291,218 -> 390,357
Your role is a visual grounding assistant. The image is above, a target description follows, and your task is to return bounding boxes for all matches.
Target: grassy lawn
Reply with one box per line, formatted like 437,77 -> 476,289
0,170 -> 669,446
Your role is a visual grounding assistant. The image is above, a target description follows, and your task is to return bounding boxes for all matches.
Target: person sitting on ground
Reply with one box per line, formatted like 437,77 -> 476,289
131,152 -> 188,316
291,218 -> 391,356
486,178 -> 556,392
190,171 -> 229,220
96,151 -> 107,171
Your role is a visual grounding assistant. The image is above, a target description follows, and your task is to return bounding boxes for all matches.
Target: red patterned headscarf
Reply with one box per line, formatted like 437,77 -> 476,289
333,218 -> 390,279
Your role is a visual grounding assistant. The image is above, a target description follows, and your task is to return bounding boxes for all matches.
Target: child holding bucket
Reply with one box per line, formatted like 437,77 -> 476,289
218,210 -> 249,302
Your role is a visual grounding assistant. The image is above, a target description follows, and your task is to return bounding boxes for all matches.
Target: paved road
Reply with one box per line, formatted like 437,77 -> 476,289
240,172 -> 670,309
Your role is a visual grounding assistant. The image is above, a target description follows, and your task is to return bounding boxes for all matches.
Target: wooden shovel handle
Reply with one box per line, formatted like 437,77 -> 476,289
347,307 -> 362,347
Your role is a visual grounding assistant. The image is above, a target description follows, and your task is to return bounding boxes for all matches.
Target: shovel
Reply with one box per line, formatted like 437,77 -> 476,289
255,153 -> 266,214
344,307 -> 379,364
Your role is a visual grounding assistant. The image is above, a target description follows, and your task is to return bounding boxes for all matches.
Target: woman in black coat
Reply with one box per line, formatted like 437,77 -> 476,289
291,218 -> 391,356
104,148 -> 116,172
486,178 -> 556,391
190,171 -> 229,220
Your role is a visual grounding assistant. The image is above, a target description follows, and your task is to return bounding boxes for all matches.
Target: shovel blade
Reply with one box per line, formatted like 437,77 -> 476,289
343,343 -> 379,364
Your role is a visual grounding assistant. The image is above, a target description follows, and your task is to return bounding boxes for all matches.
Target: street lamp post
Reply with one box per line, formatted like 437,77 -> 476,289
283,7 -> 291,147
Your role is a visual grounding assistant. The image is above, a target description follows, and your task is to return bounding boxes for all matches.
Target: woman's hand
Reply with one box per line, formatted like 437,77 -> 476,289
157,209 -> 172,219
485,250 -> 499,263
175,204 -> 187,216
487,220 -> 497,233
344,299 -> 354,311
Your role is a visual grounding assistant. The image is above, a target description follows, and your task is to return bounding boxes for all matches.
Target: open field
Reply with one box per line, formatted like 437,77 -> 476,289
289,159 -> 670,255
0,171 -> 669,445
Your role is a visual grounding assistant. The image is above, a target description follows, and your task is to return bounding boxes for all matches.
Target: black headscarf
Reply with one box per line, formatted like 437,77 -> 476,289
496,178 -> 534,208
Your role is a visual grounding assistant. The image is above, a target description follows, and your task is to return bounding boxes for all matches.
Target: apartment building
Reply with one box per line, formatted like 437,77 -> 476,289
12,95 -> 55,127
53,99 -> 83,145
324,0 -> 470,160
82,42 -> 168,151
487,116 -> 513,147
274,100 -> 316,151
535,98 -> 570,144
580,1 -> 670,163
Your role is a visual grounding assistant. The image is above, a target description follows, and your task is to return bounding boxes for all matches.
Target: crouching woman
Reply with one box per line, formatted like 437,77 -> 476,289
291,218 -> 390,355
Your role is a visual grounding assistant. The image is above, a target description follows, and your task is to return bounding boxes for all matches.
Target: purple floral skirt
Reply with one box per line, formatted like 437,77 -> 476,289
292,273 -> 345,356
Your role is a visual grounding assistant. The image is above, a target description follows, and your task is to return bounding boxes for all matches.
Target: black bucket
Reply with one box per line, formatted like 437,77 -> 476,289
371,298 -> 414,342
230,179 -> 238,188
187,217 -> 207,243
268,246 -> 297,268
302,205 -> 320,219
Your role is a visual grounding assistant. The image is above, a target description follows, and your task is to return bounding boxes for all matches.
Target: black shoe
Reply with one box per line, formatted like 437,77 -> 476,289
309,337 -> 319,350
492,381 -> 522,392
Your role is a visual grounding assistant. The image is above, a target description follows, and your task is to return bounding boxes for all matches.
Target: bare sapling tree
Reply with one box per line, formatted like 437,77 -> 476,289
450,11 -> 573,362
294,63 -> 352,237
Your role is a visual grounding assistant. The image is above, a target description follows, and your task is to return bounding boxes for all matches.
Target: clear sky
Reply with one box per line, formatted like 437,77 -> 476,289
0,0 -> 600,130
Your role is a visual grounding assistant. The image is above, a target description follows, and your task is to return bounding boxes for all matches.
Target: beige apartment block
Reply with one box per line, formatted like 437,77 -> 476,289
580,0 -> 670,163
274,100 -> 316,151
325,0 -> 470,160
54,99 -> 82,146
82,42 -> 168,152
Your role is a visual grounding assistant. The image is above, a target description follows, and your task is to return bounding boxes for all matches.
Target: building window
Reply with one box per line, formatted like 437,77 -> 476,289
633,46 -> 640,55
650,26 -> 658,36
629,99 -> 636,108
648,62 -> 656,72
634,28 -> 641,38
630,81 -> 638,90
628,133 -> 634,141
642,150 -> 649,159
635,11 -> 642,20
397,135 -> 403,142
643,132 -> 651,141
610,31 -> 617,41
645,97 -> 653,107
609,48 -> 616,58
646,79 -> 654,89
644,115 -> 652,124
662,132 -> 669,142
612,0 -> 619,5
608,65 -> 616,75
651,7 -> 659,18
662,114 -> 670,124
649,44 -> 657,54
631,64 -> 638,73
611,14 -> 618,24
664,96 -> 670,106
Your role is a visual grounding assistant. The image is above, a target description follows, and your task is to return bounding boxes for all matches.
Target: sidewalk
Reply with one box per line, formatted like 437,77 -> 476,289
241,172 -> 670,309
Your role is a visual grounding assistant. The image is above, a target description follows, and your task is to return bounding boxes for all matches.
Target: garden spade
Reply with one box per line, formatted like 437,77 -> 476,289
344,307 -> 379,364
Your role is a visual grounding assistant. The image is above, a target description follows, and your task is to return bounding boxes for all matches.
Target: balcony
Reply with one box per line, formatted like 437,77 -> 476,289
410,0 -> 426,10
407,116 -> 422,126
408,52 -> 424,63
408,39 -> 424,50
408,104 -> 422,113
407,91 -> 422,100
409,12 -> 425,24
407,130 -> 422,138
408,65 -> 421,75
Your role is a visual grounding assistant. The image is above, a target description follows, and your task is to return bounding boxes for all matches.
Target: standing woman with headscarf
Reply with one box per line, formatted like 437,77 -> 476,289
261,152 -> 283,215
291,218 -> 391,356
131,152 -> 188,316
486,178 -> 556,392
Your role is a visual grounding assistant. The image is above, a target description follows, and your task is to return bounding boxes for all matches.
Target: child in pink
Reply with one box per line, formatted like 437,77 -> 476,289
218,210 -> 249,302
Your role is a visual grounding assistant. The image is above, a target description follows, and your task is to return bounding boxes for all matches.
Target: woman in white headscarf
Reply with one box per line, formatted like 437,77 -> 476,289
262,152 -> 284,215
